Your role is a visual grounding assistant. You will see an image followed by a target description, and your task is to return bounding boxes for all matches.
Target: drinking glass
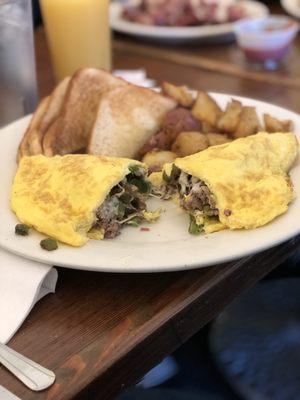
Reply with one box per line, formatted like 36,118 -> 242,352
40,0 -> 111,82
0,0 -> 38,127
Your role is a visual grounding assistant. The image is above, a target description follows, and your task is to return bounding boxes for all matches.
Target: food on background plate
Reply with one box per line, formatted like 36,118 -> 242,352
122,0 -> 248,27
158,132 -> 298,235
11,155 -> 159,246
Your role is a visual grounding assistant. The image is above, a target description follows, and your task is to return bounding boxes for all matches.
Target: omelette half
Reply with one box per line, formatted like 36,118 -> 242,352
11,154 -> 158,246
161,132 -> 298,234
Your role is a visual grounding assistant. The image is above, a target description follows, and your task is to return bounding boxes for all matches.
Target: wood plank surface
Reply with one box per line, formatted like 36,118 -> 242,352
1,237 -> 299,400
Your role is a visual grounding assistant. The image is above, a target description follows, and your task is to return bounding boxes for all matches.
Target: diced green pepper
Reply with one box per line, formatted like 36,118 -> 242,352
170,165 -> 181,180
188,215 -> 203,235
119,193 -> 132,204
40,238 -> 58,251
118,202 -> 126,219
15,224 -> 29,236
129,178 -> 151,194
126,217 -> 142,227
163,165 -> 181,182
129,165 -> 144,177
162,171 -> 171,183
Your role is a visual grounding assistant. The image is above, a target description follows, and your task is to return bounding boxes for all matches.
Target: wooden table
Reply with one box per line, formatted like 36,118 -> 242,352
1,9 -> 300,399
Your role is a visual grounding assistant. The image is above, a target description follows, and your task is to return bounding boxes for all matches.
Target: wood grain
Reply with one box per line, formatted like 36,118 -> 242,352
114,39 -> 300,90
0,237 -> 299,400
1,20 -> 300,399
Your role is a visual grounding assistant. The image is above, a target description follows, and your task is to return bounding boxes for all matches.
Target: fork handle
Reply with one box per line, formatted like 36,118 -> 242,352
0,343 -> 55,391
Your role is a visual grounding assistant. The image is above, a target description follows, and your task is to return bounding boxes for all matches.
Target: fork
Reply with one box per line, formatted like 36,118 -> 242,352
0,343 -> 55,391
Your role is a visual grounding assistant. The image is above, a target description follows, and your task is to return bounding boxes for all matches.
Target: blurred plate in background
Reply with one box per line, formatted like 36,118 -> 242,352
110,0 -> 269,44
281,0 -> 300,19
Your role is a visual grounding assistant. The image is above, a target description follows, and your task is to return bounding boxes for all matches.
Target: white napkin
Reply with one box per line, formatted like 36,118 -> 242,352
113,69 -> 156,88
0,249 -> 57,344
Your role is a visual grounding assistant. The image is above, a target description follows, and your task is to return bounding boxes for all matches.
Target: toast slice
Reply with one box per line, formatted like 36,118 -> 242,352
17,76 -> 70,161
87,85 -> 177,158
17,96 -> 50,162
28,76 -> 71,156
43,69 -> 127,156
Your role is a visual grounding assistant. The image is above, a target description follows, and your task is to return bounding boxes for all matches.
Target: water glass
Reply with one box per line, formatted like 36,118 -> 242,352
0,0 -> 38,127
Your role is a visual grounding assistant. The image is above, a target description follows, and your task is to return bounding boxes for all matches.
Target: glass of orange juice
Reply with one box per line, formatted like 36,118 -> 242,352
40,0 -> 111,82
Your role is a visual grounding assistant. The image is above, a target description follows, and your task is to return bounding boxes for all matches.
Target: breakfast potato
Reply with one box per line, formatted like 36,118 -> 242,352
233,106 -> 261,139
217,99 -> 242,134
192,91 -> 222,127
264,114 -> 294,133
206,133 -> 232,146
162,82 -> 194,108
162,107 -> 202,142
171,131 -> 208,157
201,122 -> 215,134
142,150 -> 177,172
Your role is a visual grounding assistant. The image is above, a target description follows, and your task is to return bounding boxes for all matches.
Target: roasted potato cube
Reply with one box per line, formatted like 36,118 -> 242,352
263,114 -> 294,133
171,132 -> 208,157
206,133 -> 232,146
142,150 -> 177,172
162,107 -> 201,143
162,82 -> 194,108
217,100 -> 242,134
201,122 -> 215,134
233,106 -> 261,139
192,91 -> 222,127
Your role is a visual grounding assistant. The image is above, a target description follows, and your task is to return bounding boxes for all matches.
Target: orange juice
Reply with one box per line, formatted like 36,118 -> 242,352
40,0 -> 111,81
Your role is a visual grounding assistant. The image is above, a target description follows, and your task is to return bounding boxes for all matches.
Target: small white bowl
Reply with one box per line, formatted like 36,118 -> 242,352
234,15 -> 299,68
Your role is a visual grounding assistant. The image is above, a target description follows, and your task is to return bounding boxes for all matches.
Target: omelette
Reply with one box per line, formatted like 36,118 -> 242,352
160,132 -> 298,234
11,154 -> 159,246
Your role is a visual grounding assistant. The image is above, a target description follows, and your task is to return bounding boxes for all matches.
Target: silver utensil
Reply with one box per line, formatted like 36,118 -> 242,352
0,385 -> 22,400
0,343 -> 55,391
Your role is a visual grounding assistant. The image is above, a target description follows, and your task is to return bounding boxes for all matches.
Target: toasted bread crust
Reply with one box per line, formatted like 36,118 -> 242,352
29,77 -> 71,156
17,96 -> 50,162
42,69 -> 127,156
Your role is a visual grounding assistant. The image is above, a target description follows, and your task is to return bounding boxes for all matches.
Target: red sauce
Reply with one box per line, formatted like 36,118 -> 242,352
243,43 -> 291,62
140,227 -> 150,232
263,21 -> 294,32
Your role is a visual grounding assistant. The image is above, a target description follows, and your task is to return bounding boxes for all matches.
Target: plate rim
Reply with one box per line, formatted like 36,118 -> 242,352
1,92 -> 299,273
281,0 -> 300,19
110,0 -> 269,39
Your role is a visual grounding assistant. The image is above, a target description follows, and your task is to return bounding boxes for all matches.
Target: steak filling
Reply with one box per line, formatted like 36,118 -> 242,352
163,165 -> 219,234
92,166 -> 151,238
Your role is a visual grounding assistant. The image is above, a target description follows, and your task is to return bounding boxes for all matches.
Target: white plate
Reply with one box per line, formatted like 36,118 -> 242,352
281,0 -> 300,19
110,1 -> 269,43
0,93 -> 299,273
